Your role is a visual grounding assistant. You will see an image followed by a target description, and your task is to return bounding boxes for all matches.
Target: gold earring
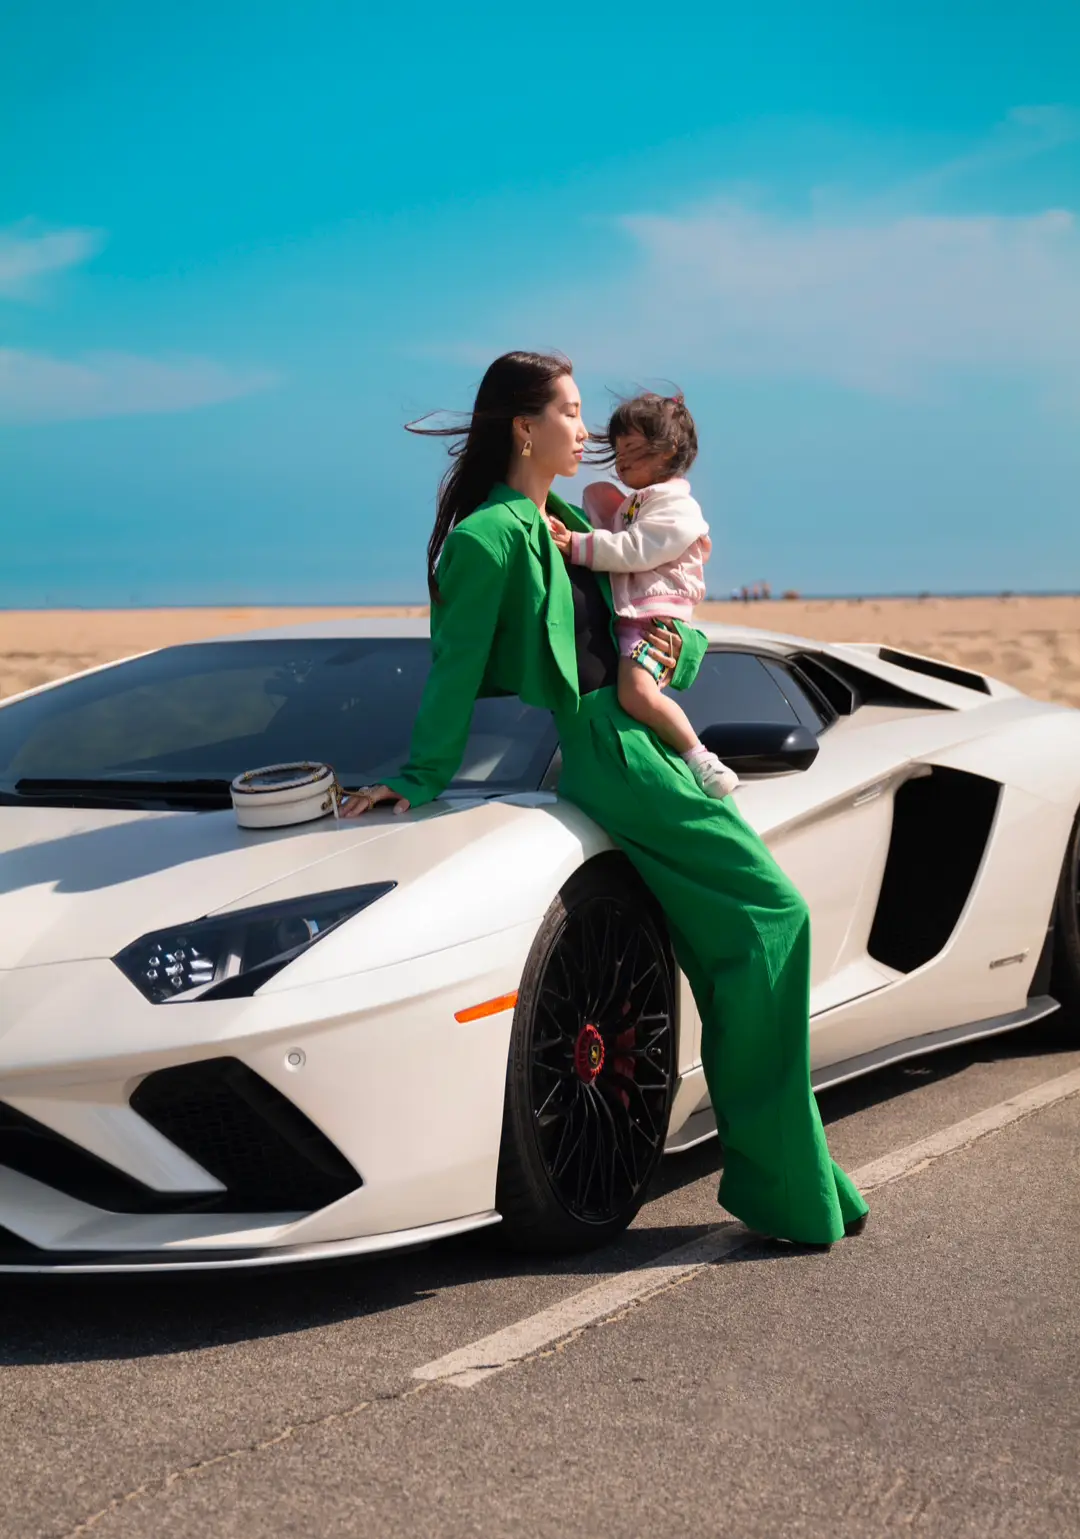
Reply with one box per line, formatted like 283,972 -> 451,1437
521,440 -> 532,459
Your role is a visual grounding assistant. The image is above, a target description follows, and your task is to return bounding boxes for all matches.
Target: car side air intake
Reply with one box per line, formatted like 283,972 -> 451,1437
877,648 -> 992,695
868,768 -> 1001,973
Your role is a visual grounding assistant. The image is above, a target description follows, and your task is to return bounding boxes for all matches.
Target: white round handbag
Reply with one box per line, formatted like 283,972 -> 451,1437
230,762 -> 343,829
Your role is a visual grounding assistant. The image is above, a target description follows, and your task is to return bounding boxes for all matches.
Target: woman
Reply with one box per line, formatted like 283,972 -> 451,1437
342,350 -> 868,1247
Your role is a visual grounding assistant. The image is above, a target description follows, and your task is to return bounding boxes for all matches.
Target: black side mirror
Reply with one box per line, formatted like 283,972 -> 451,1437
699,722 -> 819,775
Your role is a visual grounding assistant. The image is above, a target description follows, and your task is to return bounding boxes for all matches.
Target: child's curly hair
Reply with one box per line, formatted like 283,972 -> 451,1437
589,390 -> 698,477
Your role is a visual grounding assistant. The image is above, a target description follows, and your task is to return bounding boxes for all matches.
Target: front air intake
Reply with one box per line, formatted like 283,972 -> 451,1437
130,1058 -> 360,1212
0,1100 -> 175,1213
0,1061 -> 360,1216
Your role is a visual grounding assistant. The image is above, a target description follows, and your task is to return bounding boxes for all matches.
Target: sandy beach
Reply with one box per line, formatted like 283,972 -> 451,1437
1,596 -> 1078,708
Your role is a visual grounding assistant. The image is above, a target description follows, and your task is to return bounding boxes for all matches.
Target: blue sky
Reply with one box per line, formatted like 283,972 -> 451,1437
2,0 -> 1078,606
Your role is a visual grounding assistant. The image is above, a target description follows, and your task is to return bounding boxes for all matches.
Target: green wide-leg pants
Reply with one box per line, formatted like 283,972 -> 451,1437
556,688 -> 868,1246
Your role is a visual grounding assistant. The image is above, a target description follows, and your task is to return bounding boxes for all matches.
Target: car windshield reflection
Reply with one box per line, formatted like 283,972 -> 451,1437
0,639 -> 557,801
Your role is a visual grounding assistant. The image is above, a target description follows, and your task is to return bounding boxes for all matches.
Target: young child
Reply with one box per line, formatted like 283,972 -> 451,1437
548,391 -> 738,799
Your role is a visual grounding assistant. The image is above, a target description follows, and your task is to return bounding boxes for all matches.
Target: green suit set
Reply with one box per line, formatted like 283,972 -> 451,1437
386,484 -> 868,1245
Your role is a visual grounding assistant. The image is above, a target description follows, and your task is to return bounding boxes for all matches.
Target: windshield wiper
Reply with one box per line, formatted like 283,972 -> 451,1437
5,777 -> 234,810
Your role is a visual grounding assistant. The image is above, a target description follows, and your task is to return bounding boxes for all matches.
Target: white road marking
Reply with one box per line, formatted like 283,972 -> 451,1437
413,1066 -> 1080,1389
415,1225 -> 748,1388
850,1067 -> 1080,1189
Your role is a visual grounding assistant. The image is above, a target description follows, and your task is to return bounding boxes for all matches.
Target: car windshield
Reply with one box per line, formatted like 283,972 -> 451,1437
0,638 -> 557,800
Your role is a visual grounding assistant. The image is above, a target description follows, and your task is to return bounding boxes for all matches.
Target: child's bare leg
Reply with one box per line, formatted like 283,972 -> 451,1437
617,657 -> 740,799
617,658 -> 697,752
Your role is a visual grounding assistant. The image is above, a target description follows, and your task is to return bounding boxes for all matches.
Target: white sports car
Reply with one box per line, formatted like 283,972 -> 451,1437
1,619 -> 1078,1271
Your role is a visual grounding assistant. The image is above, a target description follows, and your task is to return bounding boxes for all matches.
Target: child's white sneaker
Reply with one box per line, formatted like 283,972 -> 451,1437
692,752 -> 739,799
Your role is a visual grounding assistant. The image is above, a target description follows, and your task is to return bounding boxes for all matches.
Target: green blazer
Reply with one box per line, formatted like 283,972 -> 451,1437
385,483 -> 707,808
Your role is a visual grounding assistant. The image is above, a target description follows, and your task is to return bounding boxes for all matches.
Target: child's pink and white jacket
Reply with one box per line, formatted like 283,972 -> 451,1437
571,478 -> 711,622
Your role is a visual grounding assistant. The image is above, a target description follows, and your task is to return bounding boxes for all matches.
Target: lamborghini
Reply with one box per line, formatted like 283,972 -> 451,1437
0,618 -> 1076,1270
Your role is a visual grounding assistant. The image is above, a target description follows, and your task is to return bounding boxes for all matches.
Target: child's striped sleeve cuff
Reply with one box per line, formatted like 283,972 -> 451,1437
570,531 -> 594,567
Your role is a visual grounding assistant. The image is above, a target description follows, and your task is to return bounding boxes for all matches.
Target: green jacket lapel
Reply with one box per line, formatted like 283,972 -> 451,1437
492,484 -> 580,704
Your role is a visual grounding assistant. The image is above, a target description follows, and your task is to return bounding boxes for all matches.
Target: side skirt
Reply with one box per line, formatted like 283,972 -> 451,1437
662,995 -> 1060,1154
811,995 -> 1061,1093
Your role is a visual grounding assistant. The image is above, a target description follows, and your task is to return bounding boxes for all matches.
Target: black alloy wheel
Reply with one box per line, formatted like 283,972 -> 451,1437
496,858 -> 676,1253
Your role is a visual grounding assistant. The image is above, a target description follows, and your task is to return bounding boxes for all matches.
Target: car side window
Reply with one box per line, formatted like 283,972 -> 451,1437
681,652 -> 799,734
760,659 -> 830,733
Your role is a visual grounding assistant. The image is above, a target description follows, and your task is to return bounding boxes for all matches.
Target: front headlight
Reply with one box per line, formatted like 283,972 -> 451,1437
113,883 -> 395,1003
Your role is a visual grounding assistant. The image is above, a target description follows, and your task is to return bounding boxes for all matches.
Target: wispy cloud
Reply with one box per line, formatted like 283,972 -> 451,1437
0,349 -> 279,422
455,109 -> 1080,404
0,223 -> 103,296
884,104 -> 1080,209
0,220 -> 280,420
585,204 -> 1080,395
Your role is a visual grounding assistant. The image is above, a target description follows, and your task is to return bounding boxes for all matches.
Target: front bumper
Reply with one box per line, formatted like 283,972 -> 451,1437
0,921 -> 536,1271
0,1211 -> 503,1274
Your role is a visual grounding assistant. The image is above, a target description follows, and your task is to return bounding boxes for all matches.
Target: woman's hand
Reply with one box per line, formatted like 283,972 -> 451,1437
642,620 -> 682,684
547,516 -> 573,555
339,784 -> 411,818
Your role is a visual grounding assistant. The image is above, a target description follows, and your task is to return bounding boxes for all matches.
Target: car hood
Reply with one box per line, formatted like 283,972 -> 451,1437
0,803 -> 451,968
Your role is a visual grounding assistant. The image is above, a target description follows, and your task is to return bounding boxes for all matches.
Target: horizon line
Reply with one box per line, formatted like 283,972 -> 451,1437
2,588 -> 1079,614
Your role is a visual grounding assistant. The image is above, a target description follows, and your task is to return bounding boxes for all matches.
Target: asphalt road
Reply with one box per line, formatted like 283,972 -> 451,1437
3,1016 -> 1079,1539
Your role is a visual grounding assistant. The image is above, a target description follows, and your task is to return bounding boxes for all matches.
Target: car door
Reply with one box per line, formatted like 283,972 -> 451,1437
679,649 -> 901,1038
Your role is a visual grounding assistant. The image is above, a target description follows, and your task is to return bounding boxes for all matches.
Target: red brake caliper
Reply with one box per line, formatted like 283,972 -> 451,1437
612,999 -> 636,1109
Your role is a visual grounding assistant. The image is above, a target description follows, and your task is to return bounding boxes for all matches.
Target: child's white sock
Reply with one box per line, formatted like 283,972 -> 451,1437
682,742 -> 709,766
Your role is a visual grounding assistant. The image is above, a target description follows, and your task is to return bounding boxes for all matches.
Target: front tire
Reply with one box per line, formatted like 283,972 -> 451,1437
495,857 -> 676,1254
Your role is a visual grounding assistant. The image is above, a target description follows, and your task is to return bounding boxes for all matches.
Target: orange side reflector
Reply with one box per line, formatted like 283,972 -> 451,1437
454,991 -> 518,1023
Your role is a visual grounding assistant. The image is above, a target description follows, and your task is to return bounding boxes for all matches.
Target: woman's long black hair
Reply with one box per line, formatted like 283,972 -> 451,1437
408,350 -> 573,602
